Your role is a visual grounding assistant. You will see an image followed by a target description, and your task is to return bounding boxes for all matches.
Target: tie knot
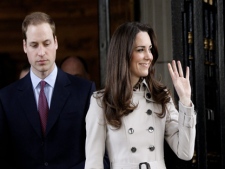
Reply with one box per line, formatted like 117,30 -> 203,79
40,80 -> 46,90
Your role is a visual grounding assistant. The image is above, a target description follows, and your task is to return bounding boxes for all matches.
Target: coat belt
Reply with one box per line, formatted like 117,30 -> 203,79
111,160 -> 166,169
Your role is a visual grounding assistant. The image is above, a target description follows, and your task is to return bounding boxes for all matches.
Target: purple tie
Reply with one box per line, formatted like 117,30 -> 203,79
38,80 -> 49,135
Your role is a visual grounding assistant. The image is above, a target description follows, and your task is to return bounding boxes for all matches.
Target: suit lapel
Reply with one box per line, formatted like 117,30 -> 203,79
17,75 -> 43,138
45,69 -> 70,136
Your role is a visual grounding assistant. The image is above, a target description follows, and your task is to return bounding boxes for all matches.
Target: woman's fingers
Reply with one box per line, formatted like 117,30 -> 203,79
171,60 -> 178,76
168,62 -> 175,80
168,60 -> 182,78
177,61 -> 184,77
168,60 -> 190,80
186,66 -> 189,79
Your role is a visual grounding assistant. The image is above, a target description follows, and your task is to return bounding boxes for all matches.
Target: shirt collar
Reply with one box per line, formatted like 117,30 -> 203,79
31,64 -> 58,89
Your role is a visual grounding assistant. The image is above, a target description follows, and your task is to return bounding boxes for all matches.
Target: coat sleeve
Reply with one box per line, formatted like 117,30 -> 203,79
85,95 -> 107,169
165,100 -> 196,160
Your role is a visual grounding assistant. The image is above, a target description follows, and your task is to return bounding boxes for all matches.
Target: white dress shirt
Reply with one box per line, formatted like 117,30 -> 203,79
30,64 -> 58,109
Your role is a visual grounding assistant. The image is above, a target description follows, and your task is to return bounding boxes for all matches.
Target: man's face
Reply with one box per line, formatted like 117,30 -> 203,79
23,23 -> 58,78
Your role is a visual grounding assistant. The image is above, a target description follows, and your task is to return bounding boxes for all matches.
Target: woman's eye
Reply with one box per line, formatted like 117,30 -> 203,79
137,48 -> 144,52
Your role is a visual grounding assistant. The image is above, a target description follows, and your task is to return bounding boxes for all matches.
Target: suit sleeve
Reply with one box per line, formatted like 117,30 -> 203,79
85,95 -> 107,169
83,82 -> 96,117
165,100 -> 196,160
88,82 -> 96,100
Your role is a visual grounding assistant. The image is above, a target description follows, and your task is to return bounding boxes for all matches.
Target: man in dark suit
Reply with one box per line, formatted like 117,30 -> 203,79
0,12 -> 99,169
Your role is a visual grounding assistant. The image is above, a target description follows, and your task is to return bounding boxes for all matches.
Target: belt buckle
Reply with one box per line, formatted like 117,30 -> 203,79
139,162 -> 150,169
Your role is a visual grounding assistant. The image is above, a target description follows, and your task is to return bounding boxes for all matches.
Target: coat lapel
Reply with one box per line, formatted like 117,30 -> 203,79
17,75 -> 43,138
45,69 -> 70,136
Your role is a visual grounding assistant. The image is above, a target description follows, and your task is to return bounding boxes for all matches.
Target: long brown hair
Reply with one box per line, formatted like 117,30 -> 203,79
98,22 -> 170,129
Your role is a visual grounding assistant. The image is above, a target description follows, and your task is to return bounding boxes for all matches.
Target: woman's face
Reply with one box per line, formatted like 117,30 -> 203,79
130,31 -> 153,86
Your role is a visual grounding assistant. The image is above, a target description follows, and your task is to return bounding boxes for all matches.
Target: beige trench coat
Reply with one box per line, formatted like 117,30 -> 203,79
85,81 -> 196,169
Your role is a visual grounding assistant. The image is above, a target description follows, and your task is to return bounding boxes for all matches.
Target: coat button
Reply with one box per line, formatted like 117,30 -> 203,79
143,84 -> 146,89
149,145 -> 155,151
148,126 -> 154,133
128,128 -> 134,134
146,93 -> 151,99
131,147 -> 137,153
146,109 -> 152,115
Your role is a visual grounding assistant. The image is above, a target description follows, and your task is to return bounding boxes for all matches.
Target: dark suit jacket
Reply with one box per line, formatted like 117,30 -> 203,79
0,69 -> 96,169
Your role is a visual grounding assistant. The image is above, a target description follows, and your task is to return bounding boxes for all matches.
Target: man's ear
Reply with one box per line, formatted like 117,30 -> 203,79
23,39 -> 27,53
54,36 -> 58,50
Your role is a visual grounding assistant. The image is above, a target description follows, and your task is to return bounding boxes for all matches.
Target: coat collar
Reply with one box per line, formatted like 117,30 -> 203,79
17,74 -> 43,138
45,69 -> 71,136
135,79 -> 155,103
